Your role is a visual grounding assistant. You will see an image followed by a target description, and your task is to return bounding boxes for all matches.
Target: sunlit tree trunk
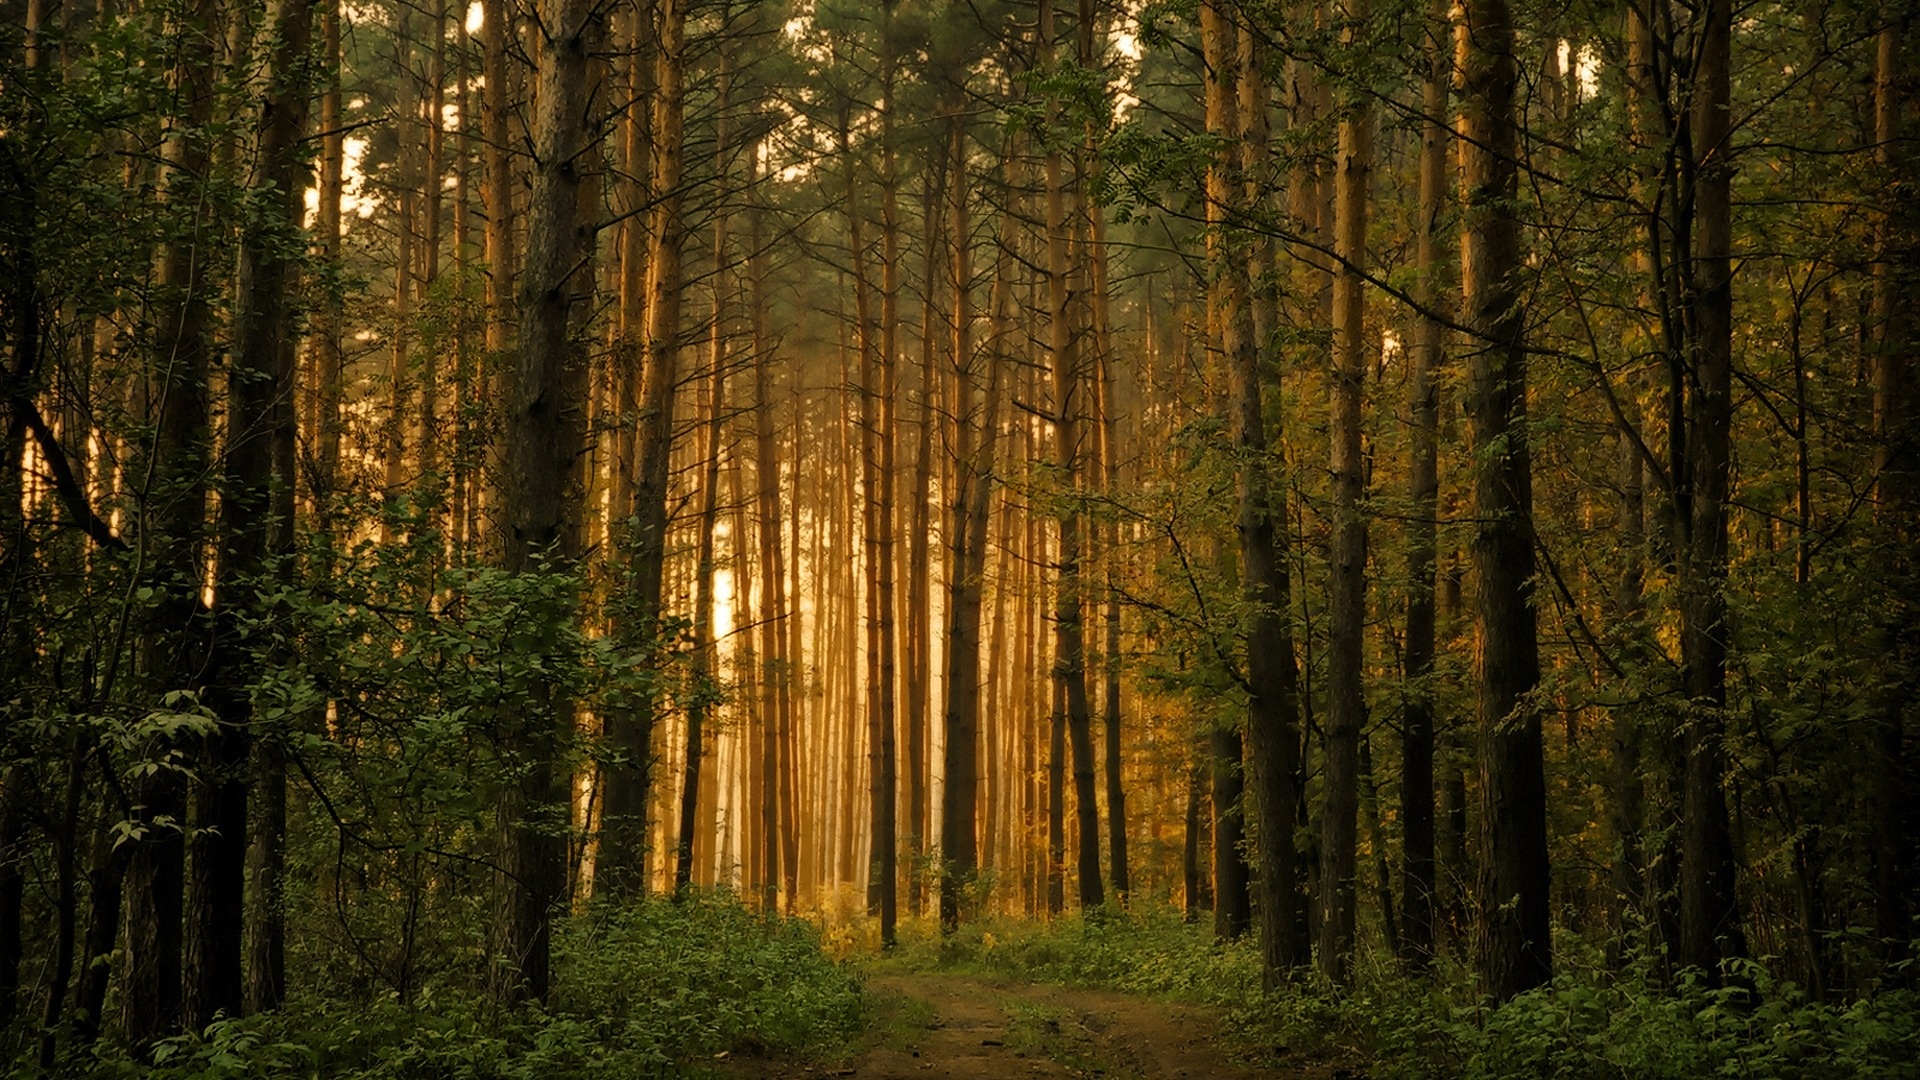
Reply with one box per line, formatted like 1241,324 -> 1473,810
676,274 -> 728,896
747,141 -> 789,912
417,0 -> 447,510
875,0 -> 907,924
601,0 -> 687,895
1197,0 -> 1249,945
939,91 -> 1001,932
384,2 -> 416,523
479,0 -> 518,545
314,0 -> 345,508
840,64 -> 900,941
1092,250 -> 1128,903
904,149 -> 942,918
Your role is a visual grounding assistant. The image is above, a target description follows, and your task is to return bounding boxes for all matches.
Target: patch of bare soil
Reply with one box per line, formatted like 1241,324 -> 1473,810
718,972 -> 1342,1080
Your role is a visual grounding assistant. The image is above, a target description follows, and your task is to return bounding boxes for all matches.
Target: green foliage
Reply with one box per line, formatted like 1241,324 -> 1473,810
60,896 -> 863,1080
883,906 -> 1920,1080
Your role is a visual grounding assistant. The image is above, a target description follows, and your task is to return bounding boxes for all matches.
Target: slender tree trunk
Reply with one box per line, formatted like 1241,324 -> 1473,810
75,810 -> 126,1045
1041,0 -> 1103,911
417,0 -> 446,509
1401,0 -> 1449,973
1870,10 -> 1918,977
384,2 -> 416,521
939,97 -> 1001,932
676,296 -> 728,896
314,0 -> 345,506
1458,0 -> 1551,1001
491,0 -> 600,1007
224,0 -> 316,1018
1677,0 -> 1746,976
905,154 -> 941,917
480,0 -> 518,543
601,0 -> 687,895
1212,1 -> 1307,981
1094,292 -> 1128,904
840,67 -> 900,941
749,144 -> 788,913
1318,0 -> 1374,983
126,0 -> 220,1045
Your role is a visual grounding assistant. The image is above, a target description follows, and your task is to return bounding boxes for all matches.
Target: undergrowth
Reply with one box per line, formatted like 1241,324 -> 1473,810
66,893 -> 862,1080
877,905 -> 1920,1080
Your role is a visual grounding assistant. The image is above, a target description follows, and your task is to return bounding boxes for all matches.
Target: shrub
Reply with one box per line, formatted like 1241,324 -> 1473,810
58,893 -> 863,1080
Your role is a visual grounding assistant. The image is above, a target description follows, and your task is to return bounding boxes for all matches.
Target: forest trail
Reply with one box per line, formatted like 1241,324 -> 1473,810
722,971 -> 1325,1080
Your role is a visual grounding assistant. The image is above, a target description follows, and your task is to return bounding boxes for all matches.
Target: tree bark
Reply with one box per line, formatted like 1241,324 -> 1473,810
939,97 -> 1001,933
676,276 -> 728,896
126,0 -> 220,1045
748,141 -> 788,912
1401,0 -> 1449,973
601,0 -> 687,896
1204,0 -> 1303,975
1318,0 -> 1374,984
491,0 -> 600,1007
477,0 -> 517,547
1041,0 -> 1103,912
1870,8 -> 1918,978
1676,0 -> 1746,977
1458,0 -> 1551,1001
222,0 -> 317,1019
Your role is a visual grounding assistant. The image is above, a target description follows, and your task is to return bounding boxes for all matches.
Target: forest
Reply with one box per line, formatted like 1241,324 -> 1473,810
1,0 -> 1918,1075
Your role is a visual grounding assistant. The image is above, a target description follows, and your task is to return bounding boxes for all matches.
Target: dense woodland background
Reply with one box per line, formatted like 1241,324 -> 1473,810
1,0 -> 1917,1073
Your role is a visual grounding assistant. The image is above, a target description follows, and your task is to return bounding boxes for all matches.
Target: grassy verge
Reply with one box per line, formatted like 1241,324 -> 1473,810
864,905 -> 1920,1080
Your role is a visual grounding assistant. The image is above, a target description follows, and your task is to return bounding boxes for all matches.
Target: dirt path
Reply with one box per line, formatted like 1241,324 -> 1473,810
722,971 -> 1325,1079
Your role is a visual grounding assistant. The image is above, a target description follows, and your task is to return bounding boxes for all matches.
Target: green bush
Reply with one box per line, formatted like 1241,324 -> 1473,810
64,894 -> 863,1080
886,906 -> 1920,1080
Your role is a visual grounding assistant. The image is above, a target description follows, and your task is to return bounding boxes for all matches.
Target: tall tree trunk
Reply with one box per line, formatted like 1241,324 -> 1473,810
1041,0 -> 1102,911
939,97 -> 1001,932
1400,0 -> 1450,973
676,292 -> 728,895
1318,0 -> 1374,984
491,0 -> 599,1007
417,0 -> 447,508
1458,0 -> 1551,1001
479,0 -> 518,543
749,143 -> 788,913
222,0 -> 316,1019
1677,0 -> 1745,976
314,0 -> 345,507
126,0 -> 220,1045
841,66 -> 899,941
384,2 -> 416,522
1205,0 -> 1302,974
1870,9 -> 1918,977
875,0 -> 905,929
905,142 -> 943,920
601,0 -> 687,895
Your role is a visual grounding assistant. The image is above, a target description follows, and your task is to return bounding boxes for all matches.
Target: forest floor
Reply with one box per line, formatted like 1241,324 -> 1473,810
717,970 -> 1339,1080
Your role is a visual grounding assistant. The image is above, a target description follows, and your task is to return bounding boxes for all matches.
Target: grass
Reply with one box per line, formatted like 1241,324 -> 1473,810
850,903 -> 1920,1080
